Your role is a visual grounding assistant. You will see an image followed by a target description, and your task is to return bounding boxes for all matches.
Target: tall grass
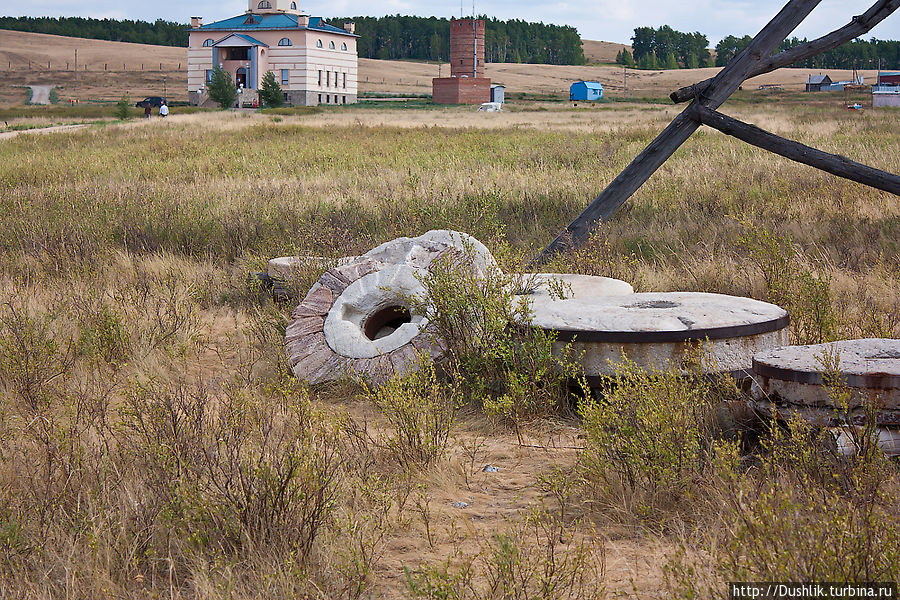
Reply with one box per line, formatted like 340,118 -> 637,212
0,102 -> 898,596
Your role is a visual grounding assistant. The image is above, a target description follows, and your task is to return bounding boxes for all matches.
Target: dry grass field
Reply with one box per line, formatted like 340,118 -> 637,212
581,40 -> 631,64
0,29 -> 881,105
1,87 -> 899,597
2,27 -> 900,598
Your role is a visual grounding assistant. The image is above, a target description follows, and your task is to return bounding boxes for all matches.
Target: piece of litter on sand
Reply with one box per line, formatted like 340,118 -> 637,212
452,501 -> 469,509
482,465 -> 500,473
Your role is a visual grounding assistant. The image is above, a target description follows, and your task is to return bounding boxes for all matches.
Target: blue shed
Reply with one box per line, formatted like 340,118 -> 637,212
570,81 -> 603,101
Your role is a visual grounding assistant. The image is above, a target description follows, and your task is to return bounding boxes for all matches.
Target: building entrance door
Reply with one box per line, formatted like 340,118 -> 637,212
236,67 -> 248,88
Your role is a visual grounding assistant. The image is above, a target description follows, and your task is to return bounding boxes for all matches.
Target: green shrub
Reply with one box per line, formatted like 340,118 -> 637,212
738,221 -> 837,345
579,358 -> 739,526
115,94 -> 130,120
259,70 -> 284,108
367,355 -> 458,467
119,377 -> 342,559
48,88 -> 58,104
208,66 -> 237,109
411,248 -> 582,437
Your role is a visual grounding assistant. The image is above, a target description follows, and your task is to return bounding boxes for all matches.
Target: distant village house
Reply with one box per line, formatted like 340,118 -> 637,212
187,0 -> 358,106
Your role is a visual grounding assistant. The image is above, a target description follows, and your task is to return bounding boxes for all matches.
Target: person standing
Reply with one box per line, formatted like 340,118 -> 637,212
159,101 -> 169,118
144,104 -> 151,119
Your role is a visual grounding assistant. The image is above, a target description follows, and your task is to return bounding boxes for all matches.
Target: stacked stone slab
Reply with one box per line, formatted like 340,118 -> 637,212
752,339 -> 900,422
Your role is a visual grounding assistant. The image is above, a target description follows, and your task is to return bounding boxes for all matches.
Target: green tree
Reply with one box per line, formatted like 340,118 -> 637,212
115,94 -> 130,120
638,51 -> 658,70
662,52 -> 678,69
258,70 -> 284,108
207,66 -> 237,109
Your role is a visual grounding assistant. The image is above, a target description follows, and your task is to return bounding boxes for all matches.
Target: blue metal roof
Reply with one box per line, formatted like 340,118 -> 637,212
199,13 -> 357,36
572,81 -> 603,89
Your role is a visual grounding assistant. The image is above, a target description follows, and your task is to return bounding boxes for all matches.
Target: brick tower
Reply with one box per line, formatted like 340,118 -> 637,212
432,18 -> 491,104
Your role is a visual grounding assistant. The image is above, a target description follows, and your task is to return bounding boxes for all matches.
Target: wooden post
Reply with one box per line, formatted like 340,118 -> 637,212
689,104 -> 900,196
671,0 -> 900,103
532,0 -> 823,266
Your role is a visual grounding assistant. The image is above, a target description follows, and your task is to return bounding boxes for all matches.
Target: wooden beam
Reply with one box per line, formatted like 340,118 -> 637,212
671,0 -> 900,103
531,0 -> 823,267
689,104 -> 900,196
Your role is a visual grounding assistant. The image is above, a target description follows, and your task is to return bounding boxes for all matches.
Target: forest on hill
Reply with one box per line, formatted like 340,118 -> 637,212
0,16 -> 186,46
616,23 -> 900,70
0,14 -> 584,65
334,15 -> 584,65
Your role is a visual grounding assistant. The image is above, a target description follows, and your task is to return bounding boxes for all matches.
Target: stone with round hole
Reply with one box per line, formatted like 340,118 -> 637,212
525,291 -> 789,384
753,338 -> 900,410
286,258 -> 447,385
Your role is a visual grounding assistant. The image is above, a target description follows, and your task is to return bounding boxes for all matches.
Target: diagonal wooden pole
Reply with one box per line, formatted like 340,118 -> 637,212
531,0 -> 823,267
671,0 -> 900,103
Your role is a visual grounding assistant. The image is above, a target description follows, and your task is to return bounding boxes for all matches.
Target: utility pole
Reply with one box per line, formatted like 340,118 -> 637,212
74,49 -> 78,90
623,66 -> 627,99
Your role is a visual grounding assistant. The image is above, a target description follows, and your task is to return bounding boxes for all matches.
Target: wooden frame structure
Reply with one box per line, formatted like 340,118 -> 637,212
532,0 -> 900,267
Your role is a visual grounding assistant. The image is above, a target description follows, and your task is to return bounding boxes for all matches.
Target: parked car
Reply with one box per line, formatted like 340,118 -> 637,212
135,96 -> 166,108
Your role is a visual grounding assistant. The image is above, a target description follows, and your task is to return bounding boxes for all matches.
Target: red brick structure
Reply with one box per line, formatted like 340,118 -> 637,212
432,17 -> 490,104
432,76 -> 491,104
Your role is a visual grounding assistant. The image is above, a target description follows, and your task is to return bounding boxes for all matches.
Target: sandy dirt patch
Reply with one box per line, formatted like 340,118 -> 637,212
28,84 -> 53,104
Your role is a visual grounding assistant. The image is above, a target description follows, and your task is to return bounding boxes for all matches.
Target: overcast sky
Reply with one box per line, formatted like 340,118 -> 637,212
8,0 -> 899,45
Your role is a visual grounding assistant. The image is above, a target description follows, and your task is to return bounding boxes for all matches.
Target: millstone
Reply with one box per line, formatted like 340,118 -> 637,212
285,257 -> 448,386
361,229 -> 499,277
513,273 -> 634,305
526,291 -> 789,382
753,338 -> 900,410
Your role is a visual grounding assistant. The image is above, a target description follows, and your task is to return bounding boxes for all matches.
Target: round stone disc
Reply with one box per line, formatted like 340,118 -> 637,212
513,273 -> 634,305
753,338 -> 900,409
527,292 -> 789,379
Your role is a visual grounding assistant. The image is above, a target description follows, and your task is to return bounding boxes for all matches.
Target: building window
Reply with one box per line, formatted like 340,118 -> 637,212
281,69 -> 289,85
327,71 -> 331,87
316,39 -> 323,48
329,41 -> 335,49
291,1 -> 297,8
202,38 -> 214,47
341,42 -> 347,51
278,38 -> 292,46
342,95 -> 346,104
318,93 -> 322,103
343,73 -> 346,88
205,69 -> 213,83
258,1 -> 271,8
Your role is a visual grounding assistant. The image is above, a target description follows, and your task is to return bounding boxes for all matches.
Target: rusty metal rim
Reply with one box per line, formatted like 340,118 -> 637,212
536,313 -> 789,344
753,359 -> 900,390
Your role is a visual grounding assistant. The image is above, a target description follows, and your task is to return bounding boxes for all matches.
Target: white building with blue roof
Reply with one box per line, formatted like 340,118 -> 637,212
188,0 -> 358,106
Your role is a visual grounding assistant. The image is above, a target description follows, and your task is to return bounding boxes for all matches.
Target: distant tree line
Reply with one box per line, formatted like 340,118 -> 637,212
0,15 -> 188,46
333,15 -> 585,65
0,14 -> 585,65
616,25 -> 711,69
614,24 -> 900,71
716,34 -> 900,70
